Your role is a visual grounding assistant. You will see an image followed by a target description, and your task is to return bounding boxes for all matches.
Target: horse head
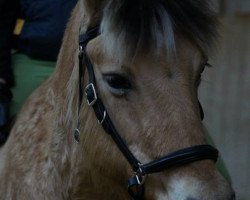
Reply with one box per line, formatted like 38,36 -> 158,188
59,0 -> 236,199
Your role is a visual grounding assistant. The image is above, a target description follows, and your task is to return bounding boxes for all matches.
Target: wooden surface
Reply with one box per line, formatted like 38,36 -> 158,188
199,3 -> 250,199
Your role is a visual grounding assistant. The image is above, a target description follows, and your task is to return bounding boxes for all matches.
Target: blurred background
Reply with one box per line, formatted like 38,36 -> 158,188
200,0 -> 250,199
0,0 -> 248,199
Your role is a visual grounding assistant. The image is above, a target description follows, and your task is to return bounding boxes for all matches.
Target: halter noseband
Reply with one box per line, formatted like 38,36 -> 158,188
76,26 -> 218,200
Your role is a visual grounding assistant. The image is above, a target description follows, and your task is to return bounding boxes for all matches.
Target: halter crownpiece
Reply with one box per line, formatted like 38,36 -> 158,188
76,26 -> 219,200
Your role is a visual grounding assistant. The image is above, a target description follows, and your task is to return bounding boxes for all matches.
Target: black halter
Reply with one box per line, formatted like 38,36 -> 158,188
76,26 -> 218,200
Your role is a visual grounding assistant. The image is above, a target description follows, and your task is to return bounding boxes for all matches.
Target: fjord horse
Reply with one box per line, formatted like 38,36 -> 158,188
0,0 -> 234,199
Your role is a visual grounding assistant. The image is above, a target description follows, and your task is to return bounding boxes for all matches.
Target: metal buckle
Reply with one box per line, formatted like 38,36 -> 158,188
135,166 -> 147,185
79,45 -> 84,53
98,110 -> 107,124
85,83 -> 97,106
135,174 -> 142,185
74,128 -> 80,143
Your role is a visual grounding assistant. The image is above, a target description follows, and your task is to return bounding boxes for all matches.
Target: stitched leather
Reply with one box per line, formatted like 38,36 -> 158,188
77,26 -> 219,200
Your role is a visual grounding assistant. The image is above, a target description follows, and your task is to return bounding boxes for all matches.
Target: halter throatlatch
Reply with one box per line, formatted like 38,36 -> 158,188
76,26 -> 219,200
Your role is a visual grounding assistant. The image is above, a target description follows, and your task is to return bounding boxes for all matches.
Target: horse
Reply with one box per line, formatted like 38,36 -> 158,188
0,0 -> 235,199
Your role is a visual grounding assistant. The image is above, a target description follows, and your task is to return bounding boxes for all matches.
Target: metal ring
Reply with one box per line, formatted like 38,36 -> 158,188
98,110 -> 107,124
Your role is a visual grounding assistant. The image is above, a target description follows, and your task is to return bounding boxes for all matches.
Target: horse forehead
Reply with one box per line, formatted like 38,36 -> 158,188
88,34 -> 203,77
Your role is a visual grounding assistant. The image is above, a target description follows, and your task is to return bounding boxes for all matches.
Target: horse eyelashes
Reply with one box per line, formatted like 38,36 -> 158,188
205,62 -> 213,68
103,73 -> 132,96
104,74 -> 131,89
196,63 -> 208,86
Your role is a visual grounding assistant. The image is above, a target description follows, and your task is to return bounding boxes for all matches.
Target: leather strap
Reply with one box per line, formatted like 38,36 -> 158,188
140,145 -> 218,175
79,27 -> 141,171
77,25 -> 219,200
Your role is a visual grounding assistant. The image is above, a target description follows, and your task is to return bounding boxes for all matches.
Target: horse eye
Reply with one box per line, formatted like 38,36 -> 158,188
103,73 -> 132,95
196,63 -> 208,86
205,62 -> 212,68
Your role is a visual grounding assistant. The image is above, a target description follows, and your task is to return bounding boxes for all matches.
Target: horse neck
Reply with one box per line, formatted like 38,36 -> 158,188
49,0 -> 102,185
53,0 -> 101,108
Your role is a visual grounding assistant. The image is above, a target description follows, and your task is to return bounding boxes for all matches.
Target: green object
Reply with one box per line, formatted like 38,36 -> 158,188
10,53 -> 55,116
203,126 -> 232,182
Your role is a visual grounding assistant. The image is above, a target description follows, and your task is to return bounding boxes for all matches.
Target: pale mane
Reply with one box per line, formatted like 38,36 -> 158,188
101,0 -> 218,61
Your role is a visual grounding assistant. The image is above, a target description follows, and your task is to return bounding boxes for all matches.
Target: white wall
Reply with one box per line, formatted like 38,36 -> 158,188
200,1 -> 250,199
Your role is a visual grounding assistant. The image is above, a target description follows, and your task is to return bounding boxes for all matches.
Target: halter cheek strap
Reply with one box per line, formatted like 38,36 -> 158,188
76,26 -> 219,200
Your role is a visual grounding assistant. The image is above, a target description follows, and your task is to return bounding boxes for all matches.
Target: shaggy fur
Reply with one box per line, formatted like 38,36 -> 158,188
0,0 -> 233,200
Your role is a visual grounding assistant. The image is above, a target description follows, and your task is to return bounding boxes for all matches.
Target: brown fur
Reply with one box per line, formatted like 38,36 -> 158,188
0,0 -> 233,199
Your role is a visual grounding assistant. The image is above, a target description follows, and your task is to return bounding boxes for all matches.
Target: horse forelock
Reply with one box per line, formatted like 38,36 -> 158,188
101,0 -> 218,62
